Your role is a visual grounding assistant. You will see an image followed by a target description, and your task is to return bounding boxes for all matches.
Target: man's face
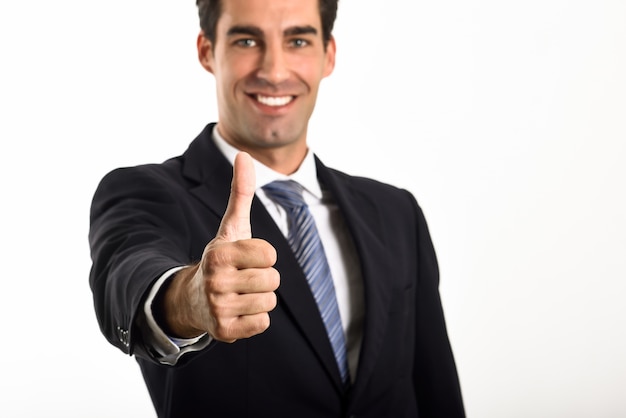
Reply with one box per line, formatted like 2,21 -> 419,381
198,0 -> 335,156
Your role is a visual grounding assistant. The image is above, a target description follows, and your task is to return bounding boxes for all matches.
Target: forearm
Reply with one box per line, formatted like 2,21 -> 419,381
137,266 -> 212,365
155,264 -> 208,339
89,166 -> 196,358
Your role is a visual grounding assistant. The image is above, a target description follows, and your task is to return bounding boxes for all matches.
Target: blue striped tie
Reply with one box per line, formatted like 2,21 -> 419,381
263,180 -> 350,385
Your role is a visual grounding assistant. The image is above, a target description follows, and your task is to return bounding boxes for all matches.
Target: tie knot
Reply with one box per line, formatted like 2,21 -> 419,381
263,180 -> 306,211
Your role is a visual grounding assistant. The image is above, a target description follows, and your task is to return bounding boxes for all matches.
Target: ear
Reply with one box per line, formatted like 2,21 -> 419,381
197,31 -> 215,74
323,35 -> 336,78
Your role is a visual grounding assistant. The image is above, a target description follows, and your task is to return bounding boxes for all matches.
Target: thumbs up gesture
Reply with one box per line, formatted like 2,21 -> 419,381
159,152 -> 280,342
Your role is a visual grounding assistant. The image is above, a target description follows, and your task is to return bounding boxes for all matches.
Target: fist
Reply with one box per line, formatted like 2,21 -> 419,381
163,152 -> 280,342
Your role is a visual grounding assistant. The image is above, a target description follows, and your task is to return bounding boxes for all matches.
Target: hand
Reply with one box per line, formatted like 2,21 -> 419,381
161,152 -> 279,342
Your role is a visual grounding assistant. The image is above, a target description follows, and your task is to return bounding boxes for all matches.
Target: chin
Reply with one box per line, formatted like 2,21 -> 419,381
250,125 -> 303,147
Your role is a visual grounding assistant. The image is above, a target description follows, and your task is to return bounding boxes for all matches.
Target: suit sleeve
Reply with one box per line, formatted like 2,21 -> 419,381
88,166 -> 194,362
410,194 -> 466,417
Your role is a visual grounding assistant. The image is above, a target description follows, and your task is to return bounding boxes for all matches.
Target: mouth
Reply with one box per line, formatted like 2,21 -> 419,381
253,94 -> 295,107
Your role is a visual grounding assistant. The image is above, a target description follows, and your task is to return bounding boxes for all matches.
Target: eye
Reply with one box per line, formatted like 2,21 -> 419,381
235,38 -> 257,48
290,38 -> 309,48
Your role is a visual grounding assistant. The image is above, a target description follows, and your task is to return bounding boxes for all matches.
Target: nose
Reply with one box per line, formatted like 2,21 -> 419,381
257,41 -> 290,85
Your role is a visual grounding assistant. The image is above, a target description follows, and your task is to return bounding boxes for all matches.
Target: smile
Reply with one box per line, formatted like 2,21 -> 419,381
255,95 -> 294,107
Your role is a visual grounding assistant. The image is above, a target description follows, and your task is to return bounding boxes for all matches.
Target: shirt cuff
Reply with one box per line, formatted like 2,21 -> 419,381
142,266 -> 212,365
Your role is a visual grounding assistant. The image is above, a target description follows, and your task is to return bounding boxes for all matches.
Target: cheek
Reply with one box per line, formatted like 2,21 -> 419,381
226,52 -> 259,72
215,69 -> 240,98
302,58 -> 331,84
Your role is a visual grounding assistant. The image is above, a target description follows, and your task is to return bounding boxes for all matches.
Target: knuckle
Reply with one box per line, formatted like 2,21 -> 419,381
203,246 -> 230,267
210,302 -> 229,319
259,314 -> 271,331
260,292 -> 277,311
206,277 -> 228,294
261,241 -> 278,265
208,295 -> 231,318
213,320 -> 235,341
247,315 -> 270,337
248,239 -> 277,265
270,268 -> 280,289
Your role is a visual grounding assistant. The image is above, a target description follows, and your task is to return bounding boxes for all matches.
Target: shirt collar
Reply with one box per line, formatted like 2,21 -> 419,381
212,125 -> 322,200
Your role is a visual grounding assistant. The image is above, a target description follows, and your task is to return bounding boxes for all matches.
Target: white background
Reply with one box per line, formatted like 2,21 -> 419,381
1,1 -> 625,417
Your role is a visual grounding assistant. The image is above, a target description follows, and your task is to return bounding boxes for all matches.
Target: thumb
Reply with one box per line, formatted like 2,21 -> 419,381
216,152 -> 256,242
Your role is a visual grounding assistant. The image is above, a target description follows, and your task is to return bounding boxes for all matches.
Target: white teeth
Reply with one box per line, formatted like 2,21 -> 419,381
256,95 -> 293,106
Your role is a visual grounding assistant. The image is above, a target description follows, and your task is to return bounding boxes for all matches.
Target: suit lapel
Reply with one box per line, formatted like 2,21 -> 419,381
316,158 -> 396,400
181,124 -> 233,219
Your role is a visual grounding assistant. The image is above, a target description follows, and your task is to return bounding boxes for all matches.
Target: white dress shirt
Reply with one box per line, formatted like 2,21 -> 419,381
141,127 -> 364,381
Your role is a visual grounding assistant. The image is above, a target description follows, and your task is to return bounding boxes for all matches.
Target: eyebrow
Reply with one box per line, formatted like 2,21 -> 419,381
227,25 -> 264,38
284,25 -> 318,37
226,25 -> 318,38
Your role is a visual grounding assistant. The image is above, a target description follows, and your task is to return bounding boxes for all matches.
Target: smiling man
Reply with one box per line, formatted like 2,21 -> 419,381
88,0 -> 465,417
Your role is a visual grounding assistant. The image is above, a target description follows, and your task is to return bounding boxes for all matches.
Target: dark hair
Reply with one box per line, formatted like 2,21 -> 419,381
196,0 -> 339,47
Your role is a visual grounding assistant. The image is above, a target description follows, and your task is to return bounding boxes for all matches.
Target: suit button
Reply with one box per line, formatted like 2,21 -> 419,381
116,326 -> 130,347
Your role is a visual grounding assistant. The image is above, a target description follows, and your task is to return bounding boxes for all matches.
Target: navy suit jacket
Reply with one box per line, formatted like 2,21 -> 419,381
89,123 -> 465,417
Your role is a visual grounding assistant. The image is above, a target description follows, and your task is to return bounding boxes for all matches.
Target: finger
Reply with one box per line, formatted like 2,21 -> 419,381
216,152 -> 256,242
207,265 -> 279,294
212,313 -> 272,342
209,292 -> 278,318
208,239 -> 277,270
234,265 -> 280,293
234,313 -> 272,338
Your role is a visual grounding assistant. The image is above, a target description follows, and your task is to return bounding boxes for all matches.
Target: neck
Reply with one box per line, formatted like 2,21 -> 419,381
246,146 -> 308,175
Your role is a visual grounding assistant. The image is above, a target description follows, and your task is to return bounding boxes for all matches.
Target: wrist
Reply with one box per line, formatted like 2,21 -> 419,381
155,266 -> 205,339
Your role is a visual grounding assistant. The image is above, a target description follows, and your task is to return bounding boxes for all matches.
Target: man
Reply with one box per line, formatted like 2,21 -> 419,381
89,0 -> 465,416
